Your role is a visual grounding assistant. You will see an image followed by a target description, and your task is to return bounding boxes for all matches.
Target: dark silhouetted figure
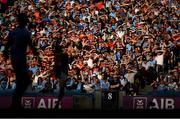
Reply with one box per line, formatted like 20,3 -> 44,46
3,13 -> 40,109
53,38 -> 69,109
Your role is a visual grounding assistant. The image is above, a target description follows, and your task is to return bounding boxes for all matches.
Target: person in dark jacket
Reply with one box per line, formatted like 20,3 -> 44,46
54,38 -> 69,109
3,13 -> 40,109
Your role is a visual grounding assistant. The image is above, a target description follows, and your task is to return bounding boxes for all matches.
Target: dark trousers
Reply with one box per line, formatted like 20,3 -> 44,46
58,80 -> 66,101
11,60 -> 31,109
54,71 -> 67,109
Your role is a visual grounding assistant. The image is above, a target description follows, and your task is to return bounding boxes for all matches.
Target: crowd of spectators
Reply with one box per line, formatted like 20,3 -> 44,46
0,0 -> 179,96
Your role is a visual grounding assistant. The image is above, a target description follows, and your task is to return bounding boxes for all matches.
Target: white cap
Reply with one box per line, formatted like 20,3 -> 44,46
92,74 -> 96,77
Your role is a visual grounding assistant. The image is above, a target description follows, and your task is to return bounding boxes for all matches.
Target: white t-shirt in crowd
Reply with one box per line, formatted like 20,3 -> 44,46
120,79 -> 127,87
98,75 -> 102,80
32,75 -> 39,86
124,72 -> 137,84
155,54 -> 164,65
87,58 -> 93,68
39,0 -> 45,3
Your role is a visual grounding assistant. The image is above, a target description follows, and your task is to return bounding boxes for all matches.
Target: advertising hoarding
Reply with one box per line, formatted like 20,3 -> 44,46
123,96 -> 180,110
0,96 -> 73,109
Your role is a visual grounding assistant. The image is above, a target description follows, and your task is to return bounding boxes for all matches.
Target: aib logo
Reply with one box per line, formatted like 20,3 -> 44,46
133,97 -> 147,109
21,97 -> 35,109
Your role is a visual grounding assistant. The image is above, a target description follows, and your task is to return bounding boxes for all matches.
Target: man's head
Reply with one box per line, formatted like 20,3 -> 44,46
17,13 -> 29,26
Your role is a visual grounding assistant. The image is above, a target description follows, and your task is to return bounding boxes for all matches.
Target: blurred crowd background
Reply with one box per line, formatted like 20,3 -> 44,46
0,0 -> 179,96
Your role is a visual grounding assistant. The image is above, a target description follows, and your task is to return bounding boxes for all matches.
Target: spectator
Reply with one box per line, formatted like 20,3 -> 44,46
157,80 -> 168,91
66,77 -> 77,90
168,79 -> 178,91
91,74 -> 101,91
76,77 -> 84,93
124,67 -> 137,84
109,75 -> 120,91
151,79 -> 159,91
99,73 -> 110,91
